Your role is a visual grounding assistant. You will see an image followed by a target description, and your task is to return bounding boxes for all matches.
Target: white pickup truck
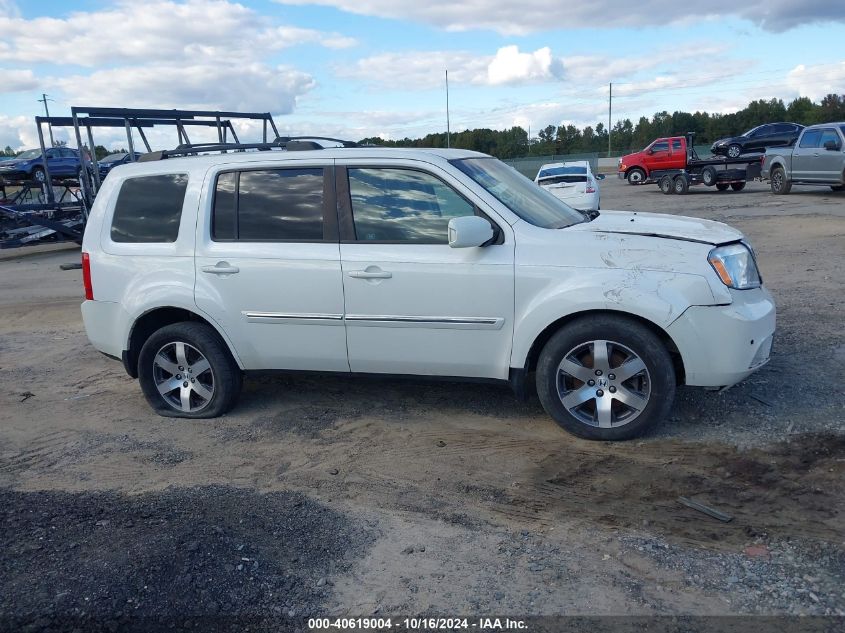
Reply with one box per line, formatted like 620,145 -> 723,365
762,122 -> 845,194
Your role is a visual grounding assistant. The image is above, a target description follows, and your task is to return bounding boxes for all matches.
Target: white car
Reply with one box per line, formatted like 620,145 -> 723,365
534,160 -> 601,211
80,143 -> 775,440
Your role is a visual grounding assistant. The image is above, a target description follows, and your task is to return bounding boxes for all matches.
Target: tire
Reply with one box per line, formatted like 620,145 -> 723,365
535,315 -> 676,441
730,181 -> 746,191
770,167 -> 791,195
831,185 -> 844,192
31,166 -> 46,183
715,183 -> 729,191
659,175 -> 673,195
701,166 -> 718,187
727,144 -> 742,159
673,175 -> 689,194
137,322 -> 242,419
626,168 -> 646,185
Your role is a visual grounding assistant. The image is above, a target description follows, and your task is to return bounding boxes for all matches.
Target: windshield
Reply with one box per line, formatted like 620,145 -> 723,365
452,157 -> 585,229
15,149 -> 41,159
742,126 -> 761,137
101,153 -> 128,163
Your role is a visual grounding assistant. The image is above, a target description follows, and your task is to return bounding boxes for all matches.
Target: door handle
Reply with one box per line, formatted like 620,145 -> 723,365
202,263 -> 240,275
348,270 -> 392,279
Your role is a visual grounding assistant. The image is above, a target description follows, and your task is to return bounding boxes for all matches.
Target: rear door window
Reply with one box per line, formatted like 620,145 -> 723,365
650,141 -> 669,152
819,129 -> 840,149
111,174 -> 189,243
671,139 -> 683,151
211,168 -> 326,241
799,130 -> 822,148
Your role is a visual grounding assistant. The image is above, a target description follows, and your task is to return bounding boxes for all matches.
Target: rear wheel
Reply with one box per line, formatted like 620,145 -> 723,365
536,315 -> 676,441
831,185 -> 844,192
727,144 -> 742,159
626,168 -> 646,185
138,322 -> 242,419
715,182 -> 730,191
770,167 -> 791,195
659,175 -> 673,194
701,166 -> 718,186
730,181 -> 746,191
673,175 -> 689,194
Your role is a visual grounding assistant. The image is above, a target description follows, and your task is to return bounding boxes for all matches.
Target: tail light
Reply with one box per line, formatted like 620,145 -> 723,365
82,252 -> 93,300
585,178 -> 596,194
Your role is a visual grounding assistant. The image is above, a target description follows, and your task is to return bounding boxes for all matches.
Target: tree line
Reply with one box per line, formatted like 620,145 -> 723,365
360,94 -> 845,159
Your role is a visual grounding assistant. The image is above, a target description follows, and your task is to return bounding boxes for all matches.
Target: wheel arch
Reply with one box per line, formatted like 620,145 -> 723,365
520,309 -> 686,385
124,306 -> 243,378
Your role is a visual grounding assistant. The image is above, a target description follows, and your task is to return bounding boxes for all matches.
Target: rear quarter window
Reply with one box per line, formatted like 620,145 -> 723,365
110,174 -> 189,243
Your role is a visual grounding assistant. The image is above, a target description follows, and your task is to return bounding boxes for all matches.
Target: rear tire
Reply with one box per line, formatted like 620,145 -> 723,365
701,166 -> 718,186
770,167 -> 791,195
831,185 -> 844,192
535,315 -> 676,441
673,175 -> 689,194
659,175 -> 673,194
715,182 -> 729,191
626,168 -> 646,185
730,181 -> 746,191
138,322 -> 242,419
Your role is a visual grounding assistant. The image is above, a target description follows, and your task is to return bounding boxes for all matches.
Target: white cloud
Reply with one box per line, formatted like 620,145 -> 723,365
786,61 -> 845,101
275,0 -> 845,34
0,69 -> 38,93
0,0 -> 356,66
338,46 -> 564,89
487,46 -> 563,85
54,63 -> 316,113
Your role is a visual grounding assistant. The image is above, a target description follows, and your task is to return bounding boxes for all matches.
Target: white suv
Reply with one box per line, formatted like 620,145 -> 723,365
80,144 -> 775,440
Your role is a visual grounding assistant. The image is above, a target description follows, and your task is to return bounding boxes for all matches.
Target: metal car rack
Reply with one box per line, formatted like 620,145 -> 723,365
140,136 -> 360,161
1,107 -> 281,248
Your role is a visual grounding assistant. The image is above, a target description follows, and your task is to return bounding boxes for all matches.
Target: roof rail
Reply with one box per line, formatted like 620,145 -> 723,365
138,136 -> 360,161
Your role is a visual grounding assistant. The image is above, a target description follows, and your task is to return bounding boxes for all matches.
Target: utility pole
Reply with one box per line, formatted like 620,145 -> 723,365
37,93 -> 55,147
446,70 -> 451,149
608,82 -> 612,157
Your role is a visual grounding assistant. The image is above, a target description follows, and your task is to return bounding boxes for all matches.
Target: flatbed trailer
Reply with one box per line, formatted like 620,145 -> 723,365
651,133 -> 762,195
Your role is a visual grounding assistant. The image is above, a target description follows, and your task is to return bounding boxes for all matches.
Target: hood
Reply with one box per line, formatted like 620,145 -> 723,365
0,158 -> 25,166
712,136 -> 744,146
567,210 -> 743,245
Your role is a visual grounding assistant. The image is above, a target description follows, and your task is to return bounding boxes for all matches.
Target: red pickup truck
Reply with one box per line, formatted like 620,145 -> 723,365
618,137 -> 688,185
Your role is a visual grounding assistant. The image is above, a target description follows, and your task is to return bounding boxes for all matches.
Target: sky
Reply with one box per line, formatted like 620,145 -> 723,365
1,0 -> 844,151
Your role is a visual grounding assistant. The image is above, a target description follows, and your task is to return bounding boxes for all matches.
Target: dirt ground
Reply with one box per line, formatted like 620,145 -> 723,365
1,177 -> 844,629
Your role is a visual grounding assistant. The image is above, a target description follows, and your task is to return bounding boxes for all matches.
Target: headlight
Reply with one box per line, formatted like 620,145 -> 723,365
708,243 -> 761,289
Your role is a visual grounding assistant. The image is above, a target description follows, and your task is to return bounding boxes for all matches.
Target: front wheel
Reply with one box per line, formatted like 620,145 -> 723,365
626,168 -> 646,185
727,144 -> 742,159
32,166 -> 46,183
138,322 -> 242,418
536,315 -> 676,440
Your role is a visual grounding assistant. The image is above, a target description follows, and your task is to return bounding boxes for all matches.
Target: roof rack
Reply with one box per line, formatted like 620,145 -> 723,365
140,135 -> 360,161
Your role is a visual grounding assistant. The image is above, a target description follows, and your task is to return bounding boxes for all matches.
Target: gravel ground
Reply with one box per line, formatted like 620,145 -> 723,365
0,176 -> 842,630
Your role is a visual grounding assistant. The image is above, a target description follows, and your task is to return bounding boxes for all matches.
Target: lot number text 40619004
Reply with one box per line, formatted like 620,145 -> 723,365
307,617 -> 528,630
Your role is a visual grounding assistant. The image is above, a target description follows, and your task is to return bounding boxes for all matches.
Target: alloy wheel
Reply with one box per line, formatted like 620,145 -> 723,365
556,339 -> 651,428
152,341 -> 215,413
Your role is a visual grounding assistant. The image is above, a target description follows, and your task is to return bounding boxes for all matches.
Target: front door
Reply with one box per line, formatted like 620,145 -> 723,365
194,162 -> 349,371
337,163 -> 515,379
793,129 -> 822,181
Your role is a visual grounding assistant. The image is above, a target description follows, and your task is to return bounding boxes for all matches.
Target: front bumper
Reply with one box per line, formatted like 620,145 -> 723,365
666,287 -> 776,388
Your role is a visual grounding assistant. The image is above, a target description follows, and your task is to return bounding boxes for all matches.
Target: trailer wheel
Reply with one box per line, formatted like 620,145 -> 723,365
673,175 -> 689,195
715,183 -> 729,192
659,176 -> 673,194
770,167 -> 791,195
701,166 -> 718,186
626,168 -> 646,185
730,181 -> 746,191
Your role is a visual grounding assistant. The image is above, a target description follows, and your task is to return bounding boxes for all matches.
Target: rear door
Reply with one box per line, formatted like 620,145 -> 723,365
793,129 -> 822,181
194,160 -> 349,371
336,161 -> 515,379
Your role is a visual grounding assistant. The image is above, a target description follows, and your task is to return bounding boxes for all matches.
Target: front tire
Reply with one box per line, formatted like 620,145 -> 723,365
32,166 -> 46,183
535,315 -> 676,440
727,144 -> 742,159
138,322 -> 242,419
626,168 -> 646,185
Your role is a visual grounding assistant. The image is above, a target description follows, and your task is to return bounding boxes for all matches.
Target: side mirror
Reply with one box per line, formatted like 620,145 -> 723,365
448,215 -> 494,248
824,140 -> 841,151
646,148 -> 654,154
